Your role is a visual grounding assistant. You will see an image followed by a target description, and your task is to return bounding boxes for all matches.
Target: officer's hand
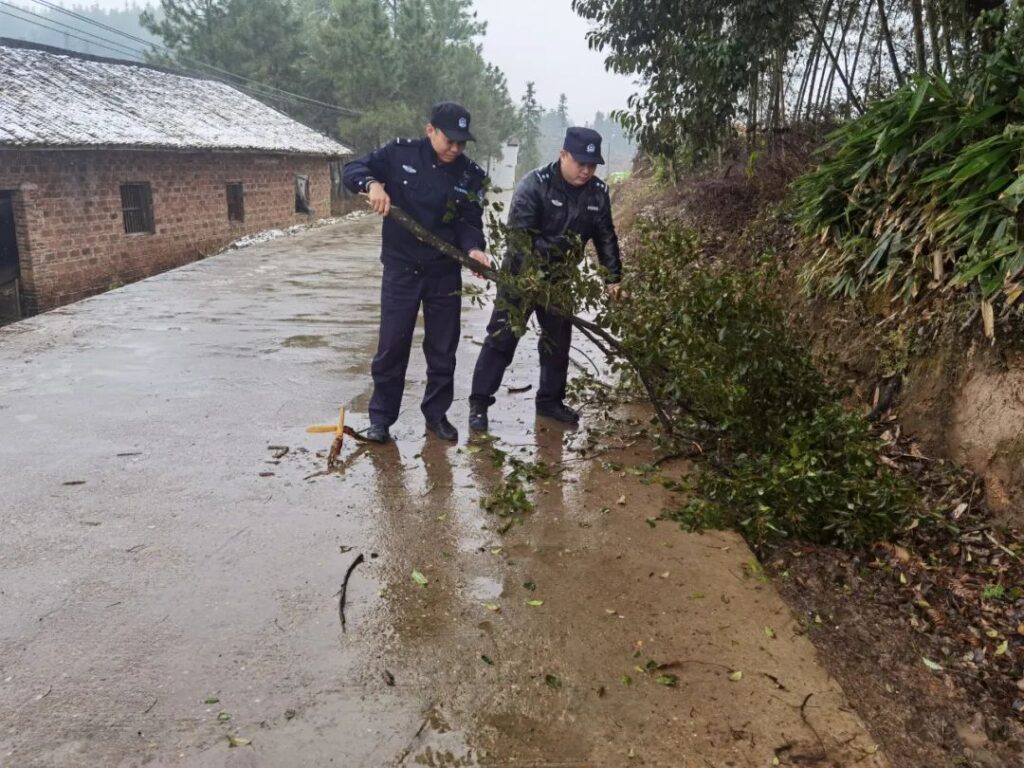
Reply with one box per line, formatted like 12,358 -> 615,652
468,250 -> 492,270
366,182 -> 391,217
606,283 -> 623,299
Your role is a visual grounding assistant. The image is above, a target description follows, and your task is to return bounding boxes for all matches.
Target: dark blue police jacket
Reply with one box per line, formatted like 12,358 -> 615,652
342,137 -> 487,272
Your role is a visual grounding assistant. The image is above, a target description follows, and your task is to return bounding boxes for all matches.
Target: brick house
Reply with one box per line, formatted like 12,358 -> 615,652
0,39 -> 351,321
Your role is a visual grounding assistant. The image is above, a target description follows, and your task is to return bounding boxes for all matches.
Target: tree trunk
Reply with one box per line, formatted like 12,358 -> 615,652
797,0 -> 833,122
941,2 -> 957,80
812,5 -> 844,116
849,0 -> 873,91
876,0 -> 904,85
771,48 -> 785,132
748,65 -> 760,149
821,0 -> 859,116
910,0 -> 928,75
805,2 -> 865,113
925,0 -> 943,74
865,34 -> 882,101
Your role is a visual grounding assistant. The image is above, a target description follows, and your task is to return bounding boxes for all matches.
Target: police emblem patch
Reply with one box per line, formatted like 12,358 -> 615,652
458,117 -> 468,128
587,143 -> 596,153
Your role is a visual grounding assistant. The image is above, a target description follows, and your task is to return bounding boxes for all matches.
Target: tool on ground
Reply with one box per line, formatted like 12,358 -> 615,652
307,408 -> 371,470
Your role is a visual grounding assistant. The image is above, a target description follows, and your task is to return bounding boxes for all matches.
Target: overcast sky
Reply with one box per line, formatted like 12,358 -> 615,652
472,0 -> 639,122
40,0 -> 640,121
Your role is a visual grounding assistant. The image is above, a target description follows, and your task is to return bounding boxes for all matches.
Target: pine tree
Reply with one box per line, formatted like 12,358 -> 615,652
515,82 -> 543,180
144,0 -> 520,157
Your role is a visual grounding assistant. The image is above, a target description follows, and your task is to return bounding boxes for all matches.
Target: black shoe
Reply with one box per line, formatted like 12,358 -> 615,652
468,404 -> 489,433
536,402 -> 580,425
365,424 -> 391,444
426,417 -> 458,442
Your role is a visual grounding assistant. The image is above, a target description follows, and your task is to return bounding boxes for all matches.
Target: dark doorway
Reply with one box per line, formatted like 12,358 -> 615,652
0,191 -> 23,322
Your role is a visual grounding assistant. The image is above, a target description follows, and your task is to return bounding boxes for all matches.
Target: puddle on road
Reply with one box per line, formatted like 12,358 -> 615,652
282,334 -> 330,348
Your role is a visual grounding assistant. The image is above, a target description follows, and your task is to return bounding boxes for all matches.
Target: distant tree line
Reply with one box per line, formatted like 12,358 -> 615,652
139,0 -> 519,158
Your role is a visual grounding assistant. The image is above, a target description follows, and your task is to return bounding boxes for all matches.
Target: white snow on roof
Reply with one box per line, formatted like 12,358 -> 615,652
0,42 -> 351,156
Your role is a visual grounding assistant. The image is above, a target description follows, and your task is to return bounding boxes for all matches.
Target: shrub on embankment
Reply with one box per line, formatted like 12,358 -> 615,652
606,218 -> 917,549
793,4 -> 1024,335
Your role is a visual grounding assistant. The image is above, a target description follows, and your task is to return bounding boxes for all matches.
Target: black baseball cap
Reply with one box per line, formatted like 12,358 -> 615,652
430,101 -> 475,142
563,126 -> 605,165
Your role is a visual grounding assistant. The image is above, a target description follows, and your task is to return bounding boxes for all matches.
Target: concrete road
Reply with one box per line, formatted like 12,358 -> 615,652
0,216 -> 886,767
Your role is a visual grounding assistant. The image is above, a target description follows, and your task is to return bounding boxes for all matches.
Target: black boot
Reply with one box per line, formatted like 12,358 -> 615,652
536,402 -> 580,425
365,424 -> 391,444
426,417 -> 459,442
468,403 -> 489,433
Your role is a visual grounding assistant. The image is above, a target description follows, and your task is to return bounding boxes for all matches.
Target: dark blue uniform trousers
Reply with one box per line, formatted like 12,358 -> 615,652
370,262 -> 462,428
470,288 -> 573,409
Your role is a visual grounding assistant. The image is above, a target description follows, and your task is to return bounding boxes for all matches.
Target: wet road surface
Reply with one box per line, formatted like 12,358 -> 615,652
0,216 -> 887,767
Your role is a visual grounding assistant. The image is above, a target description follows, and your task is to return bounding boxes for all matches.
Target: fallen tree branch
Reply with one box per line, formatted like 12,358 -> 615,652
339,553 -> 365,633
384,204 -> 678,436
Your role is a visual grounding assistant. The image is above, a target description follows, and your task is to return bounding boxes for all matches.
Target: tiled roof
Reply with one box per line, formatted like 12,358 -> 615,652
0,40 -> 351,156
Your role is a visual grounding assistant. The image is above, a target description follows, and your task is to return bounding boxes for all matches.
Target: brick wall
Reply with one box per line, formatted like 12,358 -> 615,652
0,149 -> 336,314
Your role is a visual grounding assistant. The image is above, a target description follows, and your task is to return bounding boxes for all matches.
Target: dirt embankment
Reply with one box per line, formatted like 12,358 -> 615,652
610,156 -> 1024,524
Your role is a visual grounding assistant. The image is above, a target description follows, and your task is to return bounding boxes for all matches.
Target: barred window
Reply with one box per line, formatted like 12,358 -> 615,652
226,182 -> 244,222
120,183 -> 154,234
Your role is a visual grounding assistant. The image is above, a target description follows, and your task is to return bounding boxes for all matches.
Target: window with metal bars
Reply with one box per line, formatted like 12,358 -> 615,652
226,182 -> 244,222
120,183 -> 154,234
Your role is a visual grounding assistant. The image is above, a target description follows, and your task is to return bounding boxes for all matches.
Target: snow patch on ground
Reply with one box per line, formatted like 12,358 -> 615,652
226,211 -> 371,252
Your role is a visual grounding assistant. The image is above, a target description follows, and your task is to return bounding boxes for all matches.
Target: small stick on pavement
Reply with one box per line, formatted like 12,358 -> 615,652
339,553 -> 365,633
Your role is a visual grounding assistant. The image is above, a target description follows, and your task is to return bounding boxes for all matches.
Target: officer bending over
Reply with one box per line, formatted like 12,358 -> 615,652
343,102 -> 491,444
468,127 -> 622,433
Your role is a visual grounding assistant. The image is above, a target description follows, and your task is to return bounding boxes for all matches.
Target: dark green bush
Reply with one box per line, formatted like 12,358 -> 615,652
605,217 -> 916,548
665,404 -> 915,548
606,217 -> 828,452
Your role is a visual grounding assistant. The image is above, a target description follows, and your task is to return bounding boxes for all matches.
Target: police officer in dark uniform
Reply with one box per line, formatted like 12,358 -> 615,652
468,127 -> 622,433
343,102 -> 491,443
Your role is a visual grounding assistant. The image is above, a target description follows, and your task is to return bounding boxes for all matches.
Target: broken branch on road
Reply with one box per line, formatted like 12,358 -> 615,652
338,553 -> 365,633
